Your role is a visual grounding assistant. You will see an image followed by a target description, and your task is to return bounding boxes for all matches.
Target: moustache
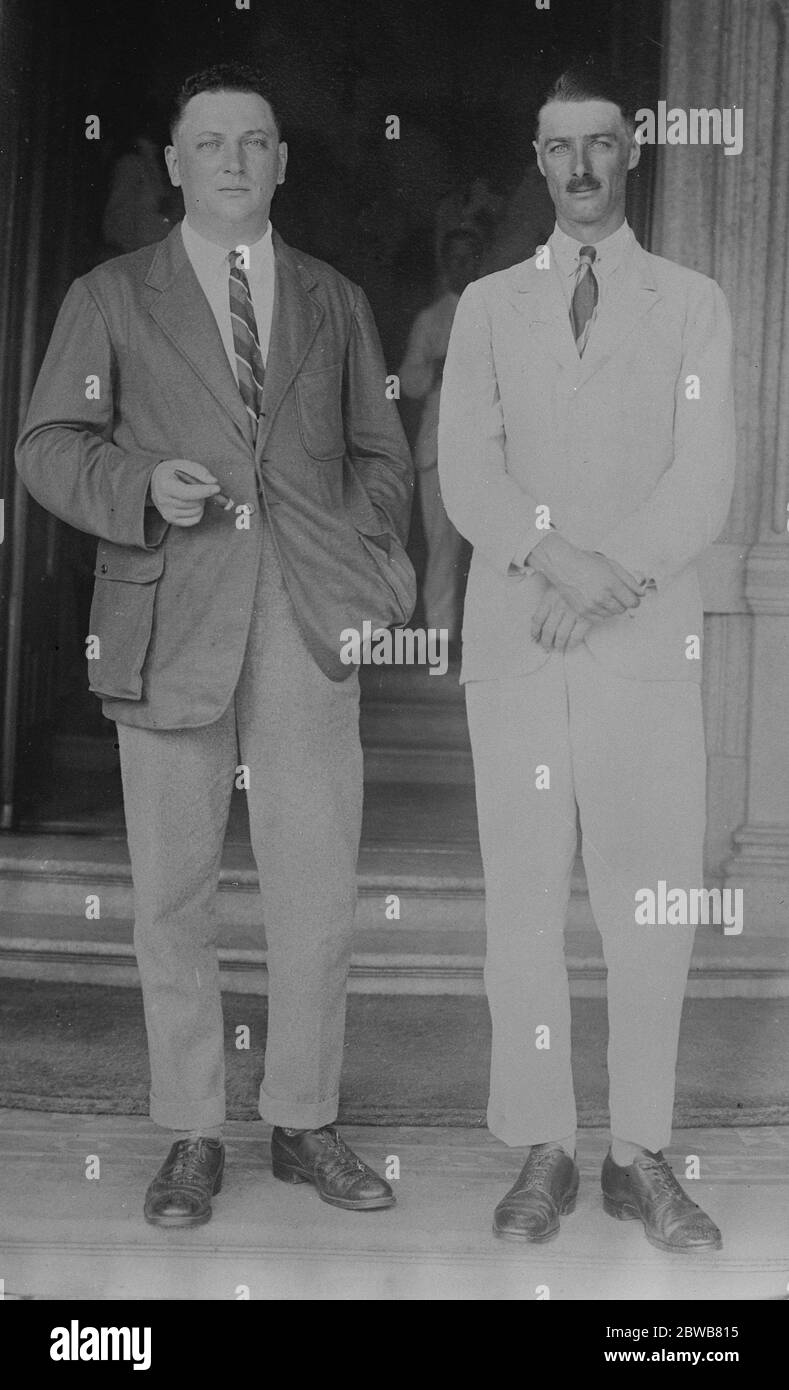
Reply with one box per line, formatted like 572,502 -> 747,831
566,180 -> 601,193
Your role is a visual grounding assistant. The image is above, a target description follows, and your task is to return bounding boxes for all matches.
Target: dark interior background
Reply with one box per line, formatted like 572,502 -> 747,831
52,0 -> 663,359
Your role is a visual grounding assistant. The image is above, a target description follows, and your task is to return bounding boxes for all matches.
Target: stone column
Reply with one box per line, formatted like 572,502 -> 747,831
652,0 -> 789,938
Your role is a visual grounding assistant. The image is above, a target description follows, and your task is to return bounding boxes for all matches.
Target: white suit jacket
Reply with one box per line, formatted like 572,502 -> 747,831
437,228 -> 735,683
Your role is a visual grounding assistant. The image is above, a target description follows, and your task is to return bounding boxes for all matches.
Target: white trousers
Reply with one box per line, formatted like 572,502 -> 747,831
465,644 -> 706,1152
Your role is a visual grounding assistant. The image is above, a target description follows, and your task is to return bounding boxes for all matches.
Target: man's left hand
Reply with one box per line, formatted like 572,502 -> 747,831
531,587 -> 593,652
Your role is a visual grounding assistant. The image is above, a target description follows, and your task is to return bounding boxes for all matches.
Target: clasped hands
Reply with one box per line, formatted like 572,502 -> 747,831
526,532 -> 648,653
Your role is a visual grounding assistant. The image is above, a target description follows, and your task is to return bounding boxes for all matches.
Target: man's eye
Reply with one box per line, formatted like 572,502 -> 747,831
549,143 -> 568,154
198,140 -> 221,150
246,138 -> 266,147
592,140 -> 612,148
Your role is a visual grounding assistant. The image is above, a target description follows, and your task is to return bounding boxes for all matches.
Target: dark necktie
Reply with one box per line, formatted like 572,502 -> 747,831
228,250 -> 265,436
570,244 -> 598,356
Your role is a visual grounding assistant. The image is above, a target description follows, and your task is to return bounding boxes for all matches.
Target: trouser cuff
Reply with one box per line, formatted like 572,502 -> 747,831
258,1086 -> 339,1130
149,1091 -> 226,1132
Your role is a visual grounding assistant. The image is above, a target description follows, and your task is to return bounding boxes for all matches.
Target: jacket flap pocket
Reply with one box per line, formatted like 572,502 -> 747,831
94,542 -> 165,583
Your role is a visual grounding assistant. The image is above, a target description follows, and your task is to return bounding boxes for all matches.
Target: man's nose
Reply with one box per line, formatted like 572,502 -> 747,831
223,145 -> 244,172
572,145 -> 592,178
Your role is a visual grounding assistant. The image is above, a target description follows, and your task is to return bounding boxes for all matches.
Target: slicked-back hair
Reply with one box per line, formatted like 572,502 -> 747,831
169,63 -> 283,140
536,60 -> 637,139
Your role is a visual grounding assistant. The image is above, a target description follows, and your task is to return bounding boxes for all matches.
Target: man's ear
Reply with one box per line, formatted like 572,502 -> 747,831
533,140 -> 546,177
277,141 -> 288,185
164,144 -> 181,188
627,135 -> 641,172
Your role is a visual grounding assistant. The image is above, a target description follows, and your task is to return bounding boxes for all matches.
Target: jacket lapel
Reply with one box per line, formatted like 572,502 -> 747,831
146,225 -> 254,446
255,232 -> 325,456
509,240 -> 663,384
575,245 -> 662,386
509,262 -> 579,373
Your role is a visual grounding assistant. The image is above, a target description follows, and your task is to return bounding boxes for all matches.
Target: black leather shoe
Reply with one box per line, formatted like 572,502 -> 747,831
493,1143 -> 579,1242
143,1138 -> 225,1229
601,1148 -> 722,1252
271,1126 -> 395,1210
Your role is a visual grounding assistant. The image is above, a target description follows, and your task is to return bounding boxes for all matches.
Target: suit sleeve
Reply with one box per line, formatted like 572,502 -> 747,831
15,277 -> 168,548
343,285 -> 414,546
596,277 -> 736,591
438,281 -> 547,575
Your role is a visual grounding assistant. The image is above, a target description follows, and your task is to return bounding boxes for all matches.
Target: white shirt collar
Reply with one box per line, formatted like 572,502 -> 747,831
181,218 -> 273,278
549,219 -> 633,280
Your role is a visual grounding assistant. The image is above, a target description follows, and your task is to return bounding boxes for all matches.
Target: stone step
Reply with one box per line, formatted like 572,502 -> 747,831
0,835 -> 786,997
363,745 -> 474,783
0,910 -> 784,997
360,702 -> 471,752
0,831 -> 583,932
3,828 -> 788,996
360,676 -> 473,783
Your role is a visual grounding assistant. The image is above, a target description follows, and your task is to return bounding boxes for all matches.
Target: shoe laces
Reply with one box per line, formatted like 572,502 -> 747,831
521,1146 -> 563,1190
313,1127 -> 368,1177
636,1154 -> 691,1206
169,1139 -> 213,1184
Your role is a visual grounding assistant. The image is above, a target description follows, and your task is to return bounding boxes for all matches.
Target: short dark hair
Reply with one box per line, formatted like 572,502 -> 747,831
440,227 -> 484,264
536,59 -> 637,138
169,63 -> 283,140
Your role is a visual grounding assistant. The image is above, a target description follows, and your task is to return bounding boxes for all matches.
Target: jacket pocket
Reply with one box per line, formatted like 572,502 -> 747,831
295,362 -> 345,460
87,541 -> 165,700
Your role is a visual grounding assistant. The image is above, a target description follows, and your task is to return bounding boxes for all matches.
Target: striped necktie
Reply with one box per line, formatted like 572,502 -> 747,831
228,250 -> 265,436
570,244 -> 598,356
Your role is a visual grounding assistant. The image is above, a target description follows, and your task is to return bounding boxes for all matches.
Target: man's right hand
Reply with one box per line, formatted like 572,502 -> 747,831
531,586 -> 593,652
150,459 -> 220,527
527,532 -> 645,620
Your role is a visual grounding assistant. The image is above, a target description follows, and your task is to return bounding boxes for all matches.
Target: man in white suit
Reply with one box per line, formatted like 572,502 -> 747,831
438,63 -> 735,1250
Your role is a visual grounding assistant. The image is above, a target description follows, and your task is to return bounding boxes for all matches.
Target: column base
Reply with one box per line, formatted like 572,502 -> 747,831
725,824 -> 789,935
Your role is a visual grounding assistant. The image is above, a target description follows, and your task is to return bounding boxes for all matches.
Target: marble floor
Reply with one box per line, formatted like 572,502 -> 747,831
1,1111 -> 786,1301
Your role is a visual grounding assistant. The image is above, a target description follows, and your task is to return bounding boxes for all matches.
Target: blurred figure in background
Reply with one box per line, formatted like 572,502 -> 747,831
479,163 -> 555,274
434,178 -> 502,278
101,125 -> 183,254
399,227 -> 482,645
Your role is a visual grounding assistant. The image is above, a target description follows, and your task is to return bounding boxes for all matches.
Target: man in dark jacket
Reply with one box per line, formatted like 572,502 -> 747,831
17,63 -> 415,1228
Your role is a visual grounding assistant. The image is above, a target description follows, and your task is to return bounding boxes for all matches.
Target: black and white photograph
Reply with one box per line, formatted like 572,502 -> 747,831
0,0 -> 787,1333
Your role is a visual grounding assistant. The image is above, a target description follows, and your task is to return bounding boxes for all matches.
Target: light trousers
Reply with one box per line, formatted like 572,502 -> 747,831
465,644 -> 706,1153
117,531 -> 363,1132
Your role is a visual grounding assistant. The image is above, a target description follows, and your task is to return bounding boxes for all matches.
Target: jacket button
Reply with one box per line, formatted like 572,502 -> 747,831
100,563 -> 108,573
